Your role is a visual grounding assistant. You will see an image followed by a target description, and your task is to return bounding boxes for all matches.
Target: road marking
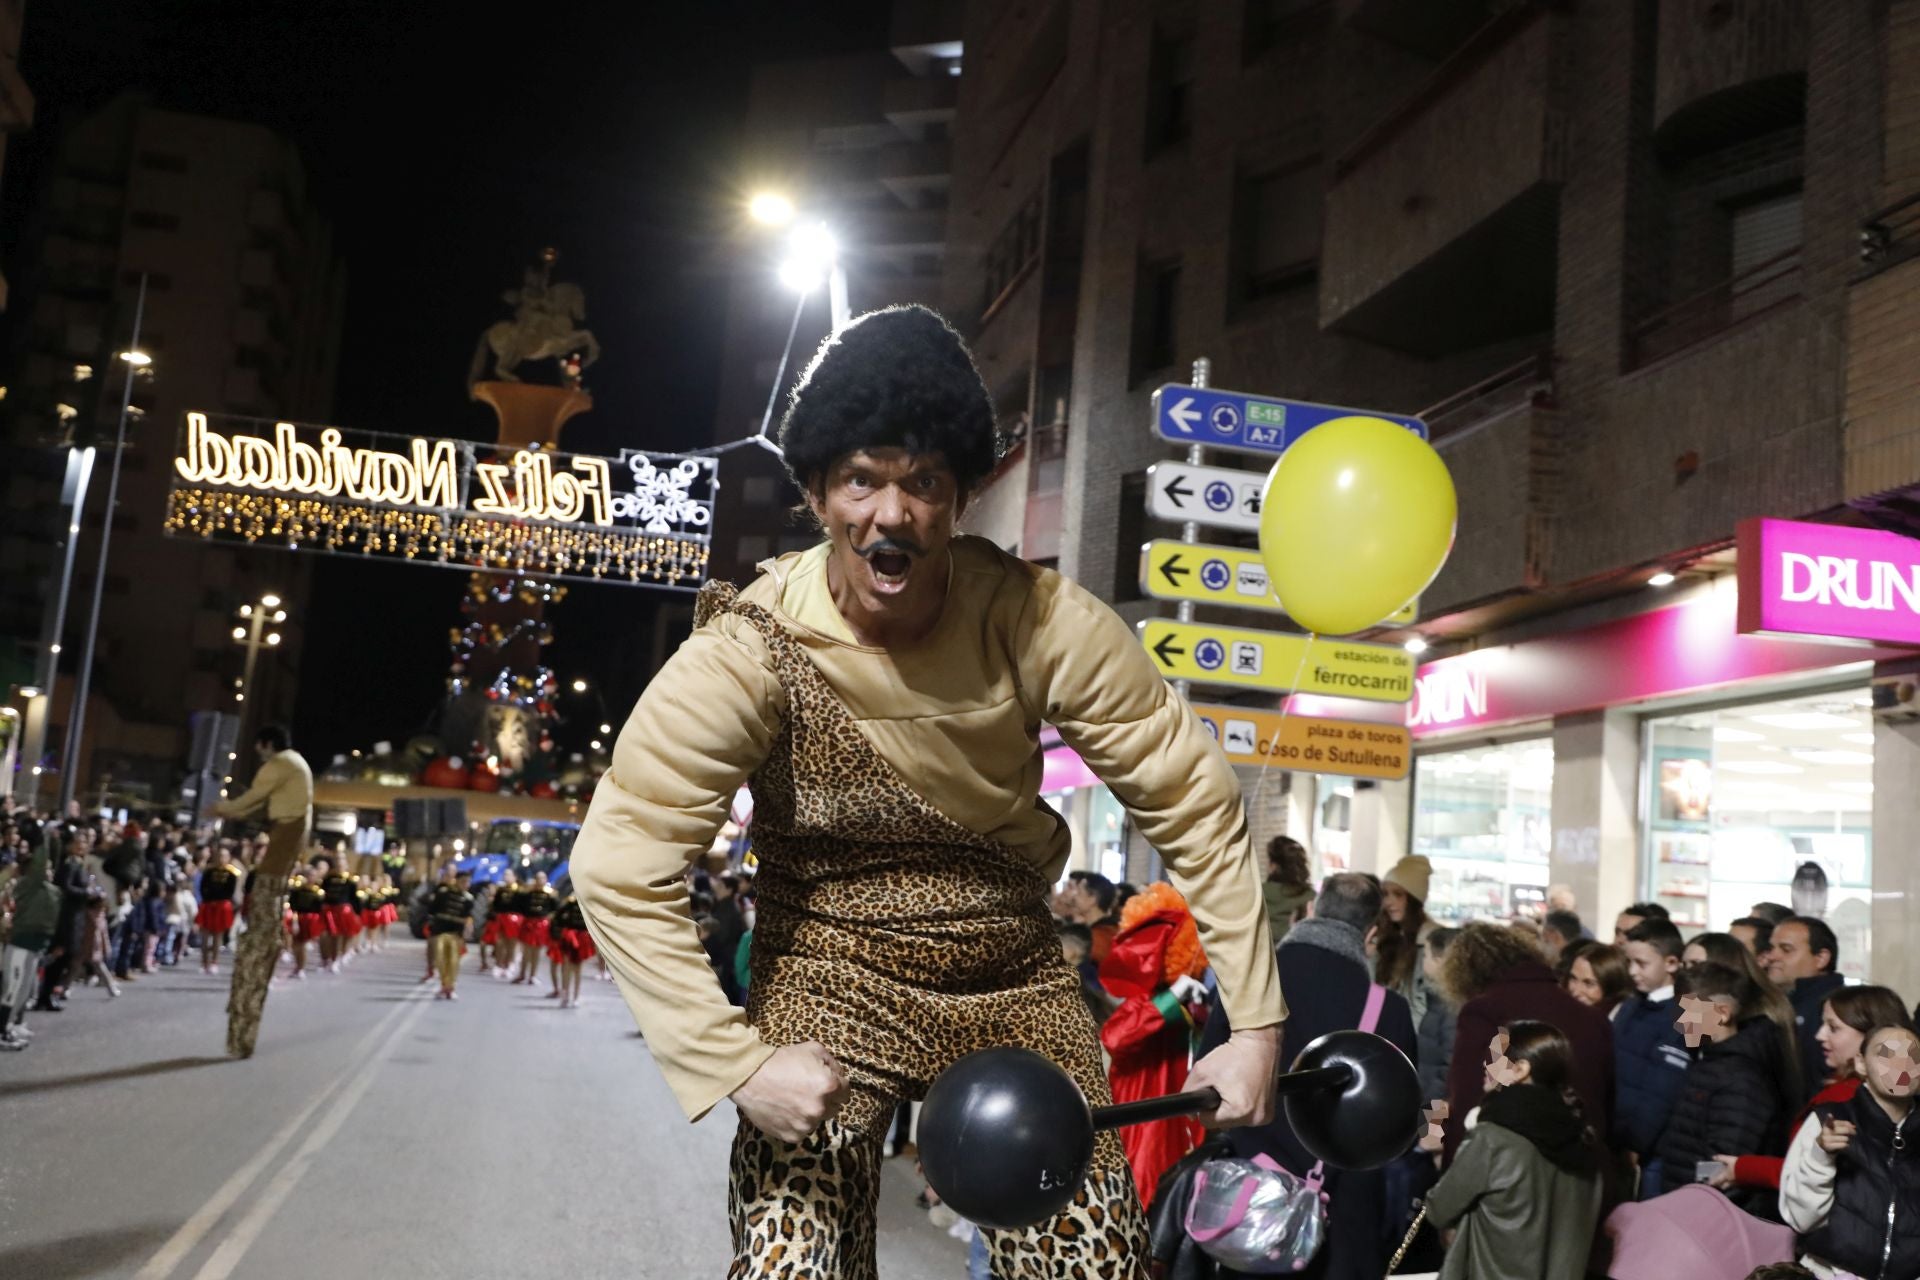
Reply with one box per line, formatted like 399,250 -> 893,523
134,987 -> 431,1280
187,992 -> 432,1280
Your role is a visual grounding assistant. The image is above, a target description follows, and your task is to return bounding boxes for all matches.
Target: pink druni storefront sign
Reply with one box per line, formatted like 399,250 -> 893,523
1737,518 -> 1920,647
1403,578 -> 1913,738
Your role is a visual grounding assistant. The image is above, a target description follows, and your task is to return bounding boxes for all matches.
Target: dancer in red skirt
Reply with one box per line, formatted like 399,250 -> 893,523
548,893 -> 595,1010
286,873 -> 327,979
196,847 -> 242,974
481,873 -> 524,978
514,872 -> 557,988
318,860 -> 361,972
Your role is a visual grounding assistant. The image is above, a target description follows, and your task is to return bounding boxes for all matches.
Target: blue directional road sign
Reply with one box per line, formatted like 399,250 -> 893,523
1152,384 -> 1428,457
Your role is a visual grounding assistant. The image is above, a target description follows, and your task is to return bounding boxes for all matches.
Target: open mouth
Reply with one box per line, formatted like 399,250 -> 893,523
864,548 -> 914,589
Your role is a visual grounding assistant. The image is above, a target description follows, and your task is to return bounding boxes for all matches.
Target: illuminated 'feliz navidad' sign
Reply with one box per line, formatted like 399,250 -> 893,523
163,411 -> 716,588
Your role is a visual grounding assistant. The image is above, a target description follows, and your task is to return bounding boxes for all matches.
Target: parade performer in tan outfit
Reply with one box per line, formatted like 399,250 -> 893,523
213,724 -> 313,1058
572,306 -> 1286,1279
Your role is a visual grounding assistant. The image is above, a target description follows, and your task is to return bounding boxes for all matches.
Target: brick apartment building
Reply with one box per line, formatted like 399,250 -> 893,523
0,94 -> 344,808
928,0 -> 1920,990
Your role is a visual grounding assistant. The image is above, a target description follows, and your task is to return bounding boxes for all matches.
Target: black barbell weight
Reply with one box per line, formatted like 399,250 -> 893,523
917,1029 -> 1422,1230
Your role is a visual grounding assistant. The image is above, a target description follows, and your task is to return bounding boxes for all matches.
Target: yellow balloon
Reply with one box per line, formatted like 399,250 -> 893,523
1258,416 -> 1457,635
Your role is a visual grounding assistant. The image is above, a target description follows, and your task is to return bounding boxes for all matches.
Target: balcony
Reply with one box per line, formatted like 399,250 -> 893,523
875,137 -> 953,204
1844,194 -> 1920,509
882,74 -> 958,130
1423,393 -> 1559,612
1653,0 -> 1806,157
1320,3 -> 1564,355
1624,245 -> 1801,370
1339,0 -> 1495,61
846,205 -> 948,253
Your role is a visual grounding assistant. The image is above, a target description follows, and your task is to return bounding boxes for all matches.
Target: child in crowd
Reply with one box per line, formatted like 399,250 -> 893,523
1424,1021 -> 1605,1279
1713,985 -> 1914,1197
1656,961 -> 1797,1214
77,891 -> 118,997
1613,917 -> 1689,1196
1782,1023 -> 1920,1279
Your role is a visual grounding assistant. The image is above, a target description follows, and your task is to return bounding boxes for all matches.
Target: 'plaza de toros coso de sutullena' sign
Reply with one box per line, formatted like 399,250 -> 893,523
163,412 -> 716,588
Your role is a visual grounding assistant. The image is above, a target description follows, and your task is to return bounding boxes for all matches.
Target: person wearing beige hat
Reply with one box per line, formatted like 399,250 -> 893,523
1376,854 -> 1438,1026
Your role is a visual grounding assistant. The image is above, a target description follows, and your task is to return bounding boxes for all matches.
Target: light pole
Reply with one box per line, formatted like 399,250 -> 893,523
224,592 -> 287,795
60,274 -> 149,812
750,198 -> 850,439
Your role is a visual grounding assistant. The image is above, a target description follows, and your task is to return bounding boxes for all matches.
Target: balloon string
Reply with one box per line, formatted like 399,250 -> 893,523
1247,632 -> 1316,819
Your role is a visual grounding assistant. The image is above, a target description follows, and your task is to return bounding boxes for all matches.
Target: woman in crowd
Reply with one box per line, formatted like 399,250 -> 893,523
1781,1022 -> 1920,1279
1711,985 -> 1914,1197
1423,1020 -> 1605,1279
1438,921 -> 1615,1162
1263,834 -> 1314,946
1560,940 -> 1634,1018
1655,961 -> 1798,1212
1376,854 -> 1437,1026
1417,927 -> 1458,1105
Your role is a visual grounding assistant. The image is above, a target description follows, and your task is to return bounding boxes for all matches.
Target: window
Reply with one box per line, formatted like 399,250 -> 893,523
1130,258 -> 1181,383
1243,0 -> 1330,62
741,476 -> 779,505
121,271 -> 172,291
1232,159 -> 1323,307
137,151 -> 189,173
1145,33 -> 1195,155
981,190 -> 1044,317
129,210 -> 181,231
1728,188 -> 1802,319
735,535 -> 771,565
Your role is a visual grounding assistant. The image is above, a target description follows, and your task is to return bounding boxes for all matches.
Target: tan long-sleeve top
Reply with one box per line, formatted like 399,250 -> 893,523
213,749 -> 313,823
570,536 -> 1285,1121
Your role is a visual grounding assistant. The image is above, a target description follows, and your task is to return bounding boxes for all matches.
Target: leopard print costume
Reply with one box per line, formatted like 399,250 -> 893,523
701,583 -> 1150,1280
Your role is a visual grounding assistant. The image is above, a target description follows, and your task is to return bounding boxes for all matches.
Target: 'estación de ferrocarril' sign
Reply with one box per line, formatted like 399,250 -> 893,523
163,411 -> 715,588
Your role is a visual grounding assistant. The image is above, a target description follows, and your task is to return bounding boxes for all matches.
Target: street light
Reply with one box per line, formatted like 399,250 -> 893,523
60,275 -> 149,811
228,591 -> 291,795
748,191 -> 795,227
571,678 -> 589,693
758,218 -> 849,439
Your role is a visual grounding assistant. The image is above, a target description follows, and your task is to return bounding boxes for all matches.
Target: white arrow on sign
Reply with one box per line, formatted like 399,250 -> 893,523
1145,462 -> 1265,532
1167,396 -> 1201,435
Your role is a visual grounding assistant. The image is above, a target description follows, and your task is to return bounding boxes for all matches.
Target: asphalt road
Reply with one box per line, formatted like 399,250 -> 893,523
0,940 -> 967,1279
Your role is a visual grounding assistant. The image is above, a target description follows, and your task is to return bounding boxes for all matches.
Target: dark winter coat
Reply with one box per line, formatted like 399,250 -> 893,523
1654,1016 -> 1794,1206
1443,961 -> 1614,1164
1800,1091 -> 1920,1280
1200,918 -> 1418,1280
1425,1085 -> 1605,1280
6,843 -> 61,952
1610,991 -> 1690,1166
1417,983 -> 1458,1105
1789,972 -> 1848,1103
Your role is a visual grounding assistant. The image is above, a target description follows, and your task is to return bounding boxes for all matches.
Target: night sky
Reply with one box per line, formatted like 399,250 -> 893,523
7,2 -> 888,762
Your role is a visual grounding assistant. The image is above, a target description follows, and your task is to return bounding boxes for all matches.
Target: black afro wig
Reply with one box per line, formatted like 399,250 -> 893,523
778,305 -> 998,494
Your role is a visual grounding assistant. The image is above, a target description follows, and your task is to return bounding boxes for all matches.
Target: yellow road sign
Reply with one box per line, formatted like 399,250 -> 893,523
1138,619 -> 1414,701
1139,539 -> 1280,610
1190,703 -> 1412,780
1139,539 -> 1420,625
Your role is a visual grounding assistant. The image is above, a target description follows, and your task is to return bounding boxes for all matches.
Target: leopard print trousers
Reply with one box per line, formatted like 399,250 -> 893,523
704,586 -> 1150,1280
226,872 -> 287,1059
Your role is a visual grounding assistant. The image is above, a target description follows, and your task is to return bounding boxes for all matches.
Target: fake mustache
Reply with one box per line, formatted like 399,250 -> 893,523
855,537 -> 925,559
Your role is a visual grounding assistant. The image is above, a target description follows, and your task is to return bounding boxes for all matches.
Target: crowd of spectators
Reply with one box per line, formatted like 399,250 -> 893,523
0,796 -> 378,1052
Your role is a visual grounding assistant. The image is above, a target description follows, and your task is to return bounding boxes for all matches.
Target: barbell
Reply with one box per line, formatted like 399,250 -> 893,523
917,1029 -> 1422,1230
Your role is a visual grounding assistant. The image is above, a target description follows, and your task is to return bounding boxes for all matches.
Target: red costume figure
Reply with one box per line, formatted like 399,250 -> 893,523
1097,882 -> 1210,1209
